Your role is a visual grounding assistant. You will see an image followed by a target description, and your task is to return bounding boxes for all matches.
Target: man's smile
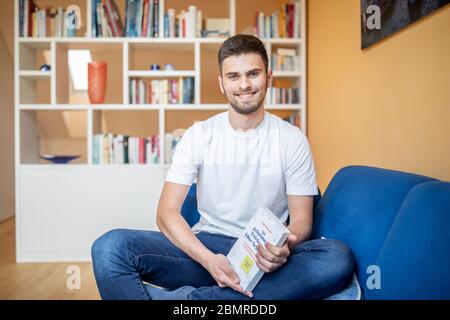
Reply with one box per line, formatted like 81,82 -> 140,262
235,91 -> 258,101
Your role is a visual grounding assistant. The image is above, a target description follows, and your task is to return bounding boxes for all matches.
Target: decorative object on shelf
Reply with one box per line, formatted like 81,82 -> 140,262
88,61 -> 107,104
39,64 -> 51,71
65,5 -> 83,37
19,0 -> 83,37
150,64 -> 161,71
40,154 -> 80,164
164,64 -> 174,71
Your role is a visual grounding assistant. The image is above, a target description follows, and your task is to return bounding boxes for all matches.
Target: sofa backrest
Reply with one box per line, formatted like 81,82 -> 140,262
181,184 -> 322,228
311,165 -> 436,296
369,181 -> 450,299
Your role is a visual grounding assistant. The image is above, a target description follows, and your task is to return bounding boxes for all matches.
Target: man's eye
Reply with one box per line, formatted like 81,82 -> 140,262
248,72 -> 259,77
228,75 -> 238,80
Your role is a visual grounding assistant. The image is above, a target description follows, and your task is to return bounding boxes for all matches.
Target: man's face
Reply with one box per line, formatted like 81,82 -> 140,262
218,53 -> 272,115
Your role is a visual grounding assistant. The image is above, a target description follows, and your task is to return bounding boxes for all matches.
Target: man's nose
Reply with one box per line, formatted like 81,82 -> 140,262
238,76 -> 251,91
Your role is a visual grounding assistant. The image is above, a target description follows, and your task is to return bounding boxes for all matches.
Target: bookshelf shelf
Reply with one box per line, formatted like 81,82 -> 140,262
15,0 -> 307,261
128,70 -> 195,77
18,103 -> 237,110
19,104 -> 88,110
20,163 -> 171,169
263,38 -> 302,44
272,71 -> 302,77
266,104 -> 303,110
164,103 -> 227,110
19,70 -> 52,78
18,37 -> 230,43
99,104 -> 162,110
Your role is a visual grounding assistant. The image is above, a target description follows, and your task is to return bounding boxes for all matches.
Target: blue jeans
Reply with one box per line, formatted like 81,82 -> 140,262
91,229 -> 355,300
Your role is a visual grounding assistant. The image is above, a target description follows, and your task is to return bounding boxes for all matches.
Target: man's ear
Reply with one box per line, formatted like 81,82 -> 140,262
267,68 -> 273,88
218,75 -> 225,95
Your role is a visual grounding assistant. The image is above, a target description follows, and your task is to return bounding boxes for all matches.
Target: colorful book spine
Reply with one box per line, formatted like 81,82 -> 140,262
93,133 -> 160,165
254,1 -> 301,39
129,78 -> 194,105
270,87 -> 300,105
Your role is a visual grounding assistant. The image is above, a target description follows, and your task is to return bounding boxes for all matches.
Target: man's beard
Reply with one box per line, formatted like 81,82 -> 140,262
227,87 -> 267,115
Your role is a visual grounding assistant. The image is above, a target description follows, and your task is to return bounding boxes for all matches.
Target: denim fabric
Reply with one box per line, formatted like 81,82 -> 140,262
92,229 -> 355,300
324,273 -> 362,300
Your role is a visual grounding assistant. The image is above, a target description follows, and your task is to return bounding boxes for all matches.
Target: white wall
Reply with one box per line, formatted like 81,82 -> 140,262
0,0 -> 15,222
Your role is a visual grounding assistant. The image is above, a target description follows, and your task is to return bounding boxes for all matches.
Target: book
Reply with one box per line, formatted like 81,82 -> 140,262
93,133 -> 160,164
227,206 -> 290,292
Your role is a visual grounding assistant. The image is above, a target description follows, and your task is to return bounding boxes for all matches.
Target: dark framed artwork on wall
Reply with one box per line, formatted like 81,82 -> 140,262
361,0 -> 450,49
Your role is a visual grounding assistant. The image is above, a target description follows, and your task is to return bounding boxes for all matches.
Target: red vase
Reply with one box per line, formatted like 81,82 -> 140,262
88,61 -> 107,104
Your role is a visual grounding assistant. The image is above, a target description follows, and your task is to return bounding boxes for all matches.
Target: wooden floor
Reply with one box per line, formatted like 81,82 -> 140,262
0,218 -> 100,300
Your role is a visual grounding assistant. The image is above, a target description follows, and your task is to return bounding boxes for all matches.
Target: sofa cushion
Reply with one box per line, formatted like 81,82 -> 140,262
311,166 -> 435,291
181,183 -> 200,227
367,181 -> 450,299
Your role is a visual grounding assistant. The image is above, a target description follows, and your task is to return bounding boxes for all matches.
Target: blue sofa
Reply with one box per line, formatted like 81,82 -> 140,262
181,165 -> 450,299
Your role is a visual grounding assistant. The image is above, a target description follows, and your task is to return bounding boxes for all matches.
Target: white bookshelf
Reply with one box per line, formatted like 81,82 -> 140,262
15,0 -> 307,261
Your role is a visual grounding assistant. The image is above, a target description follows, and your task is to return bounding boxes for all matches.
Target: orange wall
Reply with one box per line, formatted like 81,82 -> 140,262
0,0 -> 14,221
307,0 -> 450,192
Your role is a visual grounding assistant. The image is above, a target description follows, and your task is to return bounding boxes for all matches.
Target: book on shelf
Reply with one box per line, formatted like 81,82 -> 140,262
283,112 -> 301,127
19,0 -> 80,37
93,133 -> 160,165
227,206 -> 290,292
129,77 -> 195,105
271,48 -> 300,72
123,0 -> 160,37
92,0 -> 123,37
164,133 -> 182,165
163,5 -> 202,38
270,86 -> 300,104
202,18 -> 230,38
255,0 -> 301,39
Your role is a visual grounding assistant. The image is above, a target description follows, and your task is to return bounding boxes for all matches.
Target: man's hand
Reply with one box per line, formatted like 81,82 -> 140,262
204,253 -> 253,298
255,233 -> 298,273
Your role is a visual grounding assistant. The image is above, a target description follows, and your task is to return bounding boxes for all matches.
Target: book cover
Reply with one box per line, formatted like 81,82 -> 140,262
147,0 -> 153,38
287,3 -> 294,38
136,0 -> 143,37
227,206 -> 290,292
123,136 -> 129,164
142,0 -> 149,37
104,0 -> 123,37
153,0 -> 159,37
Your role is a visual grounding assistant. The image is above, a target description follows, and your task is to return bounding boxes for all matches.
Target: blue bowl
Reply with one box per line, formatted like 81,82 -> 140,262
40,155 -> 80,164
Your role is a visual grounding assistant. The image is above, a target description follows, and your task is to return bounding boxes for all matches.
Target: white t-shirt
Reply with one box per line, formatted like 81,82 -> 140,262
165,110 -> 318,238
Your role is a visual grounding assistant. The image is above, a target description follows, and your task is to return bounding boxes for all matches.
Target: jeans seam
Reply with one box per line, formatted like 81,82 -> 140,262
131,252 -> 194,267
136,275 -> 151,299
131,253 -> 190,300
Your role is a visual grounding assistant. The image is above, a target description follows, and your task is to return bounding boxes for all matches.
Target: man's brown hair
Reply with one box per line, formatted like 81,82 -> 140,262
218,34 -> 269,74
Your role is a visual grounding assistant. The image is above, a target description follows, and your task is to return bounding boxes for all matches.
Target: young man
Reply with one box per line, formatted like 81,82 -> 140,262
92,34 -> 355,300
